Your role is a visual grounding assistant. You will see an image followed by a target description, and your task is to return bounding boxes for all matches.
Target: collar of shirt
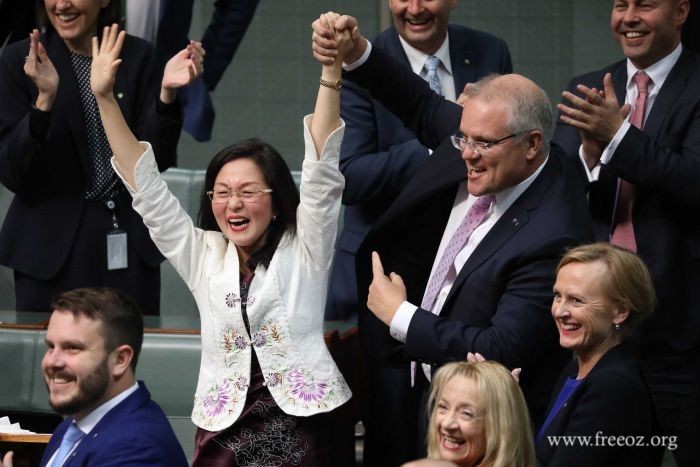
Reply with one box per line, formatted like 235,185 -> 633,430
75,381 -> 140,435
398,34 -> 456,101
624,42 -> 682,107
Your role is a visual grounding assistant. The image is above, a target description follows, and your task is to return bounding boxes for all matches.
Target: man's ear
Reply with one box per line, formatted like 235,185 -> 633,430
525,130 -> 544,161
110,344 -> 134,378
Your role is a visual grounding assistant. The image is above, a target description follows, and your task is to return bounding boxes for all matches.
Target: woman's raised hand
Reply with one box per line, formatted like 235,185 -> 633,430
24,29 -> 59,111
90,24 -> 126,100
311,13 -> 363,66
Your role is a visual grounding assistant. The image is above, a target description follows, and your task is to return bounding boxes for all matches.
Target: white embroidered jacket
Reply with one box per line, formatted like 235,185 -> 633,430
114,116 -> 351,431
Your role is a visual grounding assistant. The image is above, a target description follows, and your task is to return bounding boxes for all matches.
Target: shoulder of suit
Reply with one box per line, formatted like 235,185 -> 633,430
570,59 -> 627,83
447,24 -> 507,46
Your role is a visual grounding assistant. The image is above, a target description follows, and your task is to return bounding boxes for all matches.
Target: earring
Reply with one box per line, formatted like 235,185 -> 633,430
614,323 -> 621,332
272,215 -> 277,221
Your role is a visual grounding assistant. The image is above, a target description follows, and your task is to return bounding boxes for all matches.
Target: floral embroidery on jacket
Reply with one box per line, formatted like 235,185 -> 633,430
201,379 -> 235,419
221,326 -> 247,366
287,368 -> 328,404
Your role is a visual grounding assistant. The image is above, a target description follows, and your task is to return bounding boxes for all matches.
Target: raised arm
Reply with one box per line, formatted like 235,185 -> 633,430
90,25 -> 144,188
309,12 -> 354,158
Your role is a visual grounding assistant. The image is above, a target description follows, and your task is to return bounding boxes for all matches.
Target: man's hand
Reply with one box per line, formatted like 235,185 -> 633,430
24,29 -> 59,111
367,252 -> 406,326
311,14 -> 365,66
1,451 -> 13,467
90,24 -> 125,100
557,73 -> 631,146
466,351 -> 522,383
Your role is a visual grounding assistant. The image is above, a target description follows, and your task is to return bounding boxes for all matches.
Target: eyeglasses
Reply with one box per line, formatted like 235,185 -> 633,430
206,185 -> 273,204
450,130 -> 533,154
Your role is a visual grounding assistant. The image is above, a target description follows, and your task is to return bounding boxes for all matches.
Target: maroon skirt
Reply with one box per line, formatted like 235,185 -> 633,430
192,352 -> 335,467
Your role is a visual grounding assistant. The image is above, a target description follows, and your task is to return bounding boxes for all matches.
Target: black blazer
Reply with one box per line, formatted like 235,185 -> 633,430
535,345 -> 655,466
0,30 -> 182,280
348,45 -> 595,423
552,50 -> 700,350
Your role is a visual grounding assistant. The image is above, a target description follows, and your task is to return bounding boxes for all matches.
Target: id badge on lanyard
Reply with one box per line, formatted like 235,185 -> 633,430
106,200 -> 128,270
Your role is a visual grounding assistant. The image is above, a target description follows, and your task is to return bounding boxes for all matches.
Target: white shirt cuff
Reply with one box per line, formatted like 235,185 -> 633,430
343,41 -> 372,71
578,145 -> 601,182
601,120 -> 631,166
389,301 -> 417,342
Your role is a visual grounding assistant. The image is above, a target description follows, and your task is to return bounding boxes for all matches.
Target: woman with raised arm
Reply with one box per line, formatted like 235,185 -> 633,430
90,15 -> 353,466
0,0 -> 203,314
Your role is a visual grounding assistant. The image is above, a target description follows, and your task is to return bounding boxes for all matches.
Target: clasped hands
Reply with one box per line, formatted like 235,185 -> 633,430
557,73 -> 631,169
311,13 -> 365,66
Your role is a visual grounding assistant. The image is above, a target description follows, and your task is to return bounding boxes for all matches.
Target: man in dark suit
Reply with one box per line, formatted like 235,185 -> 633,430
1,287 -> 187,467
313,17 -> 593,466
325,0 -> 512,322
552,1 -> 700,465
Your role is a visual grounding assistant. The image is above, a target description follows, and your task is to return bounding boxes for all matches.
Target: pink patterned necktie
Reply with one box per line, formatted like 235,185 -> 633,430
611,71 -> 651,252
411,195 -> 494,386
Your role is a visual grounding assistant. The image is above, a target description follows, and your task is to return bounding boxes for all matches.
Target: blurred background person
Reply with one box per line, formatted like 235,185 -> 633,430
0,0 -> 203,314
126,0 -> 261,141
536,243 -> 656,465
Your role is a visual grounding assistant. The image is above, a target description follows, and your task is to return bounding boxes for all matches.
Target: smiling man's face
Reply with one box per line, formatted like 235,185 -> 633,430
389,0 -> 457,55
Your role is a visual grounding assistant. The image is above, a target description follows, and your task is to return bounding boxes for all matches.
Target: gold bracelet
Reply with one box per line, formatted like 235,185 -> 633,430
319,77 -> 342,90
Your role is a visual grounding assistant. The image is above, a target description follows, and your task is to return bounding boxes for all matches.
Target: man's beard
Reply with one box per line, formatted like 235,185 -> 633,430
47,356 -> 110,416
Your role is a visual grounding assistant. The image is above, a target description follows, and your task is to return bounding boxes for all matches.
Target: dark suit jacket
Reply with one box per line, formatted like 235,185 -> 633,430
535,346 -> 655,466
552,50 -> 700,350
347,44 -> 595,426
326,25 -> 512,320
0,31 -> 181,281
40,382 -> 187,467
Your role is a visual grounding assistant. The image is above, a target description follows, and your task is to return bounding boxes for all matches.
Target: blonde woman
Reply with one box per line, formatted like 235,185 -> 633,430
425,361 -> 535,467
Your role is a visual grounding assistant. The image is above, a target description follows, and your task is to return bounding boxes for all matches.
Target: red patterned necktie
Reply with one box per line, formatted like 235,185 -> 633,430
611,71 -> 651,252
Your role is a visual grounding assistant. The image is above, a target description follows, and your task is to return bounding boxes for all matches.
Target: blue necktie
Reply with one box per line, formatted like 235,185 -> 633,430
425,56 -> 443,96
52,422 -> 85,467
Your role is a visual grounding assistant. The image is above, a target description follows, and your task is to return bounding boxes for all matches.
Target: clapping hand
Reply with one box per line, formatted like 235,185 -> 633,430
160,40 -> 205,103
90,24 -> 125,99
24,29 -> 59,111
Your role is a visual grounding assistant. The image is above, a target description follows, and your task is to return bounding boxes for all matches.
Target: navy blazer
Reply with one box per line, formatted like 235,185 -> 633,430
552,50 -> 700,350
40,382 -> 187,467
326,25 -> 512,320
535,346 -> 655,466
348,45 -> 595,425
0,30 -> 181,280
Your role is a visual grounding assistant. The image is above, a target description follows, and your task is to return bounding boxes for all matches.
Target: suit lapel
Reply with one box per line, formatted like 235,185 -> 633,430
448,27 -> 477,95
643,50 -> 694,139
441,157 -> 555,310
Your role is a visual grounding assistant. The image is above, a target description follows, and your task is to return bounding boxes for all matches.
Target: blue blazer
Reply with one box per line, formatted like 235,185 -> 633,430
535,345 -> 655,466
552,50 -> 700,350
326,25 -> 512,321
347,44 -> 594,434
40,382 -> 187,467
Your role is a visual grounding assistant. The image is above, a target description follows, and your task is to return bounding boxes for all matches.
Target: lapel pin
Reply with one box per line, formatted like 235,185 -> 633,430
512,217 -> 520,227
117,92 -> 124,99
464,59 -> 471,65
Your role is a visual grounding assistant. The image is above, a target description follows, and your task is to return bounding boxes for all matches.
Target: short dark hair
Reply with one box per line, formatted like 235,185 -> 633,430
40,0 -> 123,32
198,137 -> 299,271
51,287 -> 143,370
